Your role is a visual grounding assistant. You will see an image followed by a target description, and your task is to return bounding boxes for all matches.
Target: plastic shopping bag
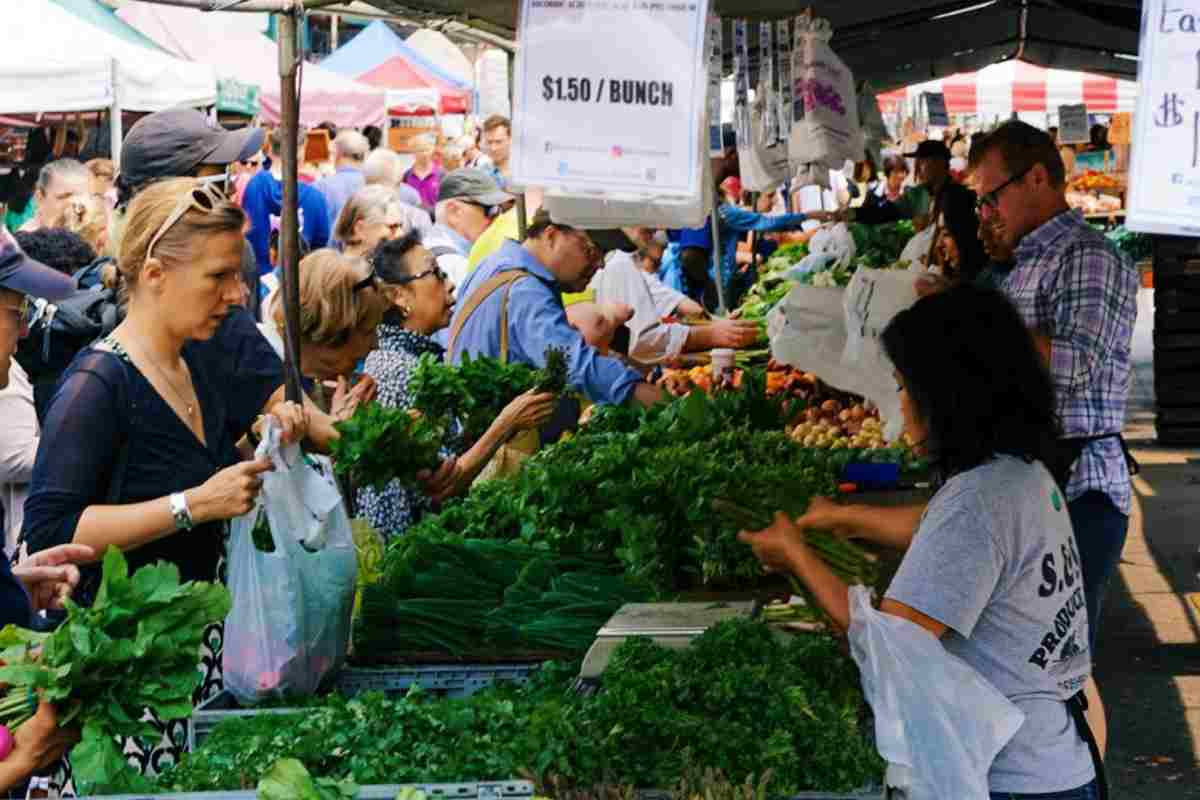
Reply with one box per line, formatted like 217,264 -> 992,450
739,94 -> 791,192
806,223 -> 857,268
842,269 -> 919,441
788,16 -> 864,170
768,284 -> 871,397
899,224 -> 937,269
847,586 -> 1024,799
224,418 -> 358,704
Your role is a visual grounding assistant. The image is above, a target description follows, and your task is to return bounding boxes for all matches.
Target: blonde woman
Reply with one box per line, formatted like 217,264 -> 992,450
334,184 -> 407,259
21,177 -> 309,787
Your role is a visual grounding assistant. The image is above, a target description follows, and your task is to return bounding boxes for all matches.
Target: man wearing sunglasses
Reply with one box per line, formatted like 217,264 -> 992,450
425,168 -> 513,291
448,208 -> 664,411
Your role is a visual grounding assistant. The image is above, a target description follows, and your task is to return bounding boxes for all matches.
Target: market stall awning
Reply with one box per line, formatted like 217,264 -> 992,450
0,0 -> 215,116
321,20 -> 472,114
876,59 -> 1138,117
117,1 -> 387,128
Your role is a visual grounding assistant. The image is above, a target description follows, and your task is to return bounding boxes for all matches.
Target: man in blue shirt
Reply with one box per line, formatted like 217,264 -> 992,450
315,130 -> 369,229
242,127 -> 332,276
447,210 -> 663,409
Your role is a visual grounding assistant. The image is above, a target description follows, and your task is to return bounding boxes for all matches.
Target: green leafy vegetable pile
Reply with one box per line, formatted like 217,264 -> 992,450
1104,225 -> 1151,263
257,758 -> 357,800
159,619 -> 882,795
0,548 -> 231,796
330,402 -> 444,490
848,221 -> 916,268
354,535 -> 651,657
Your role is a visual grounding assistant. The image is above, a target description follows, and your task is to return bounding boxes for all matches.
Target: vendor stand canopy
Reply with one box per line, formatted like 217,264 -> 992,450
116,1 -> 387,129
0,0 -> 216,116
321,20 -> 472,115
876,59 -> 1138,118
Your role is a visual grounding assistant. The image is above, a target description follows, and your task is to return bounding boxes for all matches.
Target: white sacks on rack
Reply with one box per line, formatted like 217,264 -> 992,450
788,15 -> 865,174
739,91 -> 791,192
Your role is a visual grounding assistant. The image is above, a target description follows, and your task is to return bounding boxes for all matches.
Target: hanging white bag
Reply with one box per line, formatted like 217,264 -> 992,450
767,284 -> 874,400
788,15 -> 865,170
223,418 -> 358,704
847,586 -> 1025,799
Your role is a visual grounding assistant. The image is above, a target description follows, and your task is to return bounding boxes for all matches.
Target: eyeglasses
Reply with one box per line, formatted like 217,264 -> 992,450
569,230 -> 601,264
146,182 -> 227,261
976,166 -> 1032,211
393,262 -> 448,285
352,268 -> 378,294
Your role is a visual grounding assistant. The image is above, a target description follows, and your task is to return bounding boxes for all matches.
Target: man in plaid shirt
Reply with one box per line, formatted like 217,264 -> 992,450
972,120 -> 1138,756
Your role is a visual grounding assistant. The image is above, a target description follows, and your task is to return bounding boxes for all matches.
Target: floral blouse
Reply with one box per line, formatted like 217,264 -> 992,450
358,325 -> 460,540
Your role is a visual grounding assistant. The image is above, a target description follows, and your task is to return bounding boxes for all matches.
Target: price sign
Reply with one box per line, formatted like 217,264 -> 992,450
706,16 -> 723,156
1128,0 -> 1200,235
513,0 -> 710,197
924,92 -> 949,127
1058,104 -> 1090,144
1109,112 -> 1132,145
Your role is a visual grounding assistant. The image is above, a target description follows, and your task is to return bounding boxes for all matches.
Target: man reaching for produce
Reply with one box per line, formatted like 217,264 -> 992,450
447,209 -> 665,410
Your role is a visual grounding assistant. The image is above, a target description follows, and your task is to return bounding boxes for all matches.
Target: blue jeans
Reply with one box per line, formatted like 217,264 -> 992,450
990,778 -> 1099,799
1068,491 -> 1130,653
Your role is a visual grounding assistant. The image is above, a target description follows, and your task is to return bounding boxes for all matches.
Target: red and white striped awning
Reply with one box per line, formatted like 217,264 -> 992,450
877,60 -> 1137,117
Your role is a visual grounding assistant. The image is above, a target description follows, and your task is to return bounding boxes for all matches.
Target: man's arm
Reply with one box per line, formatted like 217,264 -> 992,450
719,204 -> 808,235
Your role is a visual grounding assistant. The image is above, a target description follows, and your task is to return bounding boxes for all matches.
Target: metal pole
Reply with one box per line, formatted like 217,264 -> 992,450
506,48 -> 527,238
109,58 -> 123,171
331,12 -> 339,50
710,208 -> 727,314
277,8 -> 305,404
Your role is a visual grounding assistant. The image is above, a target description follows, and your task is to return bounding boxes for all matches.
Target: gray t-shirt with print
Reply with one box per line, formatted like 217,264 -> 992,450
886,454 -> 1095,794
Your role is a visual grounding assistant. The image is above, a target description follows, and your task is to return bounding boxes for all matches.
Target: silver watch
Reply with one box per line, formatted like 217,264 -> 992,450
169,492 -> 194,531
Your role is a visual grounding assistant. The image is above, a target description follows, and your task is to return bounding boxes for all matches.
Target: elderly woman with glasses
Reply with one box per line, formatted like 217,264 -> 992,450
20,177 -> 310,788
334,184 -> 408,259
358,232 -> 557,540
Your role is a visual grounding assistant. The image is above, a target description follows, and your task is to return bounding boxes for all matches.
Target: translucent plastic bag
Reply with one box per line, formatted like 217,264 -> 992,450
842,269 -> 918,441
806,223 -> 857,268
788,16 -> 864,170
768,284 -> 869,398
223,419 -> 358,704
847,586 -> 1024,799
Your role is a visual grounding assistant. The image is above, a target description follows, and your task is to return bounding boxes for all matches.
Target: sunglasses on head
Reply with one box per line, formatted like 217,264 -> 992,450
146,181 -> 227,261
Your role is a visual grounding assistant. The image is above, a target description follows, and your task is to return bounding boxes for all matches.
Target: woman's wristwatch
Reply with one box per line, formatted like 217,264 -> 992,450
169,492 -> 195,531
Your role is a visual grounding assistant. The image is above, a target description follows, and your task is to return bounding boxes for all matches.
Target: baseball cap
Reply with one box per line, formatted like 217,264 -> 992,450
903,140 -> 953,161
532,209 -> 637,254
0,227 -> 77,301
120,109 -> 265,189
438,168 -> 512,206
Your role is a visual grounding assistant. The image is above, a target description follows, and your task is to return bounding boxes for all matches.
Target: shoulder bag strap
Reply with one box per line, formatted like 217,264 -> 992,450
445,270 -> 530,363
1067,691 -> 1109,800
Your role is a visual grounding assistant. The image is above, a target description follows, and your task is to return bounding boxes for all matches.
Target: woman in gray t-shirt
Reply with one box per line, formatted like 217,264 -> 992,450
741,286 -> 1097,800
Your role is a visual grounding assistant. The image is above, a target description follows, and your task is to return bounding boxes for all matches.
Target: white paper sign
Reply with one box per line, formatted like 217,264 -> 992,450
1128,0 -> 1200,235
707,16 -> 723,157
513,0 -> 710,198
1058,104 -> 1090,144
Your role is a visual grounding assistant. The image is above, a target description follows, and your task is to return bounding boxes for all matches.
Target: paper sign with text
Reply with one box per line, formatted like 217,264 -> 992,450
513,0 -> 710,198
1058,104 -> 1090,144
1128,0 -> 1200,235
924,92 -> 949,127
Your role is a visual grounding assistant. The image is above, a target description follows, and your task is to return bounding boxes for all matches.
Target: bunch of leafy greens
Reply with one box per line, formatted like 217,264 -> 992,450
0,548 -> 231,796
159,620 -> 881,794
848,221 -> 915,268
354,535 -> 651,658
257,758 -> 357,800
409,348 -> 569,444
330,402 -> 444,489
401,372 -> 917,593
1104,225 -> 1151,263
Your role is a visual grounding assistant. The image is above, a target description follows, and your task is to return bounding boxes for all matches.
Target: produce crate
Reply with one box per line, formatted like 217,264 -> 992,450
84,779 -> 535,800
186,691 -> 303,752
335,662 -> 541,699
636,791 -> 884,800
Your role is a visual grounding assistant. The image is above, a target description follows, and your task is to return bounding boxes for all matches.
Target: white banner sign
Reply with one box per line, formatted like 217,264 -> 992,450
1058,103 -> 1090,144
707,16 -> 723,157
1128,0 -> 1200,235
512,0 -> 710,197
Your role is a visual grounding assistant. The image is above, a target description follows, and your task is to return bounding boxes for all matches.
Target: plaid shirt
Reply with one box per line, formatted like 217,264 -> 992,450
1001,209 -> 1138,514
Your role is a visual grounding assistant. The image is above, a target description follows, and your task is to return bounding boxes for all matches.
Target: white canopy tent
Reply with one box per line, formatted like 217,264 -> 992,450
0,0 -> 216,167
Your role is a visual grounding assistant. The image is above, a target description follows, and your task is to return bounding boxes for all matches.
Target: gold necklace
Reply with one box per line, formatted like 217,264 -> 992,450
127,338 -> 198,418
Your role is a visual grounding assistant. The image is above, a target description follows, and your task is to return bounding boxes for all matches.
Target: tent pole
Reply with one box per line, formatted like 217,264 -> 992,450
109,58 -> 123,171
506,48 -> 527,239
277,6 -> 305,404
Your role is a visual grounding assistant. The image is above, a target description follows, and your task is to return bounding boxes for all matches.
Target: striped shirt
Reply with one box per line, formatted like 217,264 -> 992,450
1001,209 -> 1138,514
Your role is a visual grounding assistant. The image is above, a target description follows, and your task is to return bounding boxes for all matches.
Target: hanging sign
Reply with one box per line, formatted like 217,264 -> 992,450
217,79 -> 261,117
923,92 -> 949,127
512,0 -> 710,197
1108,112 -> 1132,145
707,16 -> 724,157
775,19 -> 793,139
760,22 -> 778,145
1058,104 -> 1090,144
1128,0 -> 1200,235
733,20 -> 751,146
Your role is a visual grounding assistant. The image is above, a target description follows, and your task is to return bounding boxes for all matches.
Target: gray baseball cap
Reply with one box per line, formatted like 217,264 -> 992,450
0,227 -> 76,301
437,168 -> 513,206
120,109 -> 264,189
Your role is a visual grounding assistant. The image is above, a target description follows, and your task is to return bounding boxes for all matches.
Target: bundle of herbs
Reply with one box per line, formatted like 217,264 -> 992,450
330,402 -> 444,490
0,547 -> 230,795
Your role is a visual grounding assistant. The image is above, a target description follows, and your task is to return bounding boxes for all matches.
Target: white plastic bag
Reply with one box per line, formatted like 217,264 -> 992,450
806,223 -> 857,268
768,284 -> 871,398
847,586 -> 1025,800
788,16 -> 864,170
842,269 -> 919,441
899,224 -> 937,269
223,419 -> 358,704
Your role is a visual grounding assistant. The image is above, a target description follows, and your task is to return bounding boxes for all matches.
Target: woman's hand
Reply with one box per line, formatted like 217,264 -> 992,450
188,458 -> 274,524
793,496 -> 853,539
10,702 -> 80,772
417,457 -> 467,504
330,375 -> 378,422
263,402 -> 309,446
737,512 -> 807,574
12,545 -> 95,611
497,391 -> 558,436
708,319 -> 761,349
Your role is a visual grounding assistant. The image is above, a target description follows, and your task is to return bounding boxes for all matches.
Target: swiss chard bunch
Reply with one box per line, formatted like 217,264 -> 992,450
331,402 -> 444,489
0,547 -> 231,796
533,345 -> 569,395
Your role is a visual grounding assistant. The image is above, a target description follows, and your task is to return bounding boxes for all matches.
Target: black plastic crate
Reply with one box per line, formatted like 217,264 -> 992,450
1155,309 -> 1200,332
1154,330 -> 1200,351
1156,288 -> 1200,312
1156,407 -> 1200,426
1156,349 -> 1200,372
1156,423 -> 1200,445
